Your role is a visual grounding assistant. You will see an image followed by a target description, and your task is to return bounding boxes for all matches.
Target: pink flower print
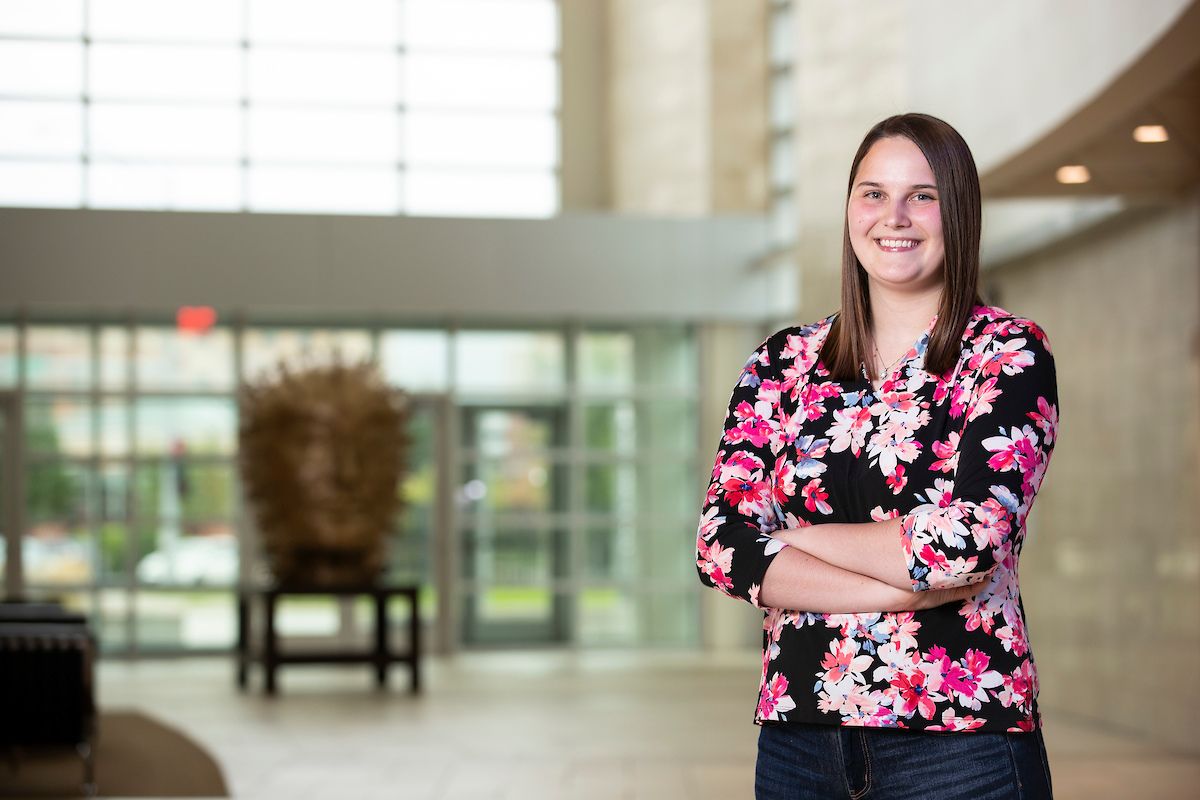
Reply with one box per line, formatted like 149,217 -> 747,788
772,454 -> 797,506
917,544 -> 949,573
757,377 -> 783,407
995,617 -> 1029,656
981,337 -> 1035,378
696,538 -> 734,592
929,433 -> 960,473
887,465 -> 907,494
758,672 -> 797,720
983,425 -> 1039,475
875,390 -> 918,414
949,380 -> 972,419
879,613 -> 921,652
729,400 -> 775,449
719,451 -> 770,517
970,498 -> 1012,551
939,649 -> 1003,711
966,376 -> 1002,422
828,405 -> 873,456
983,318 -> 1027,338
817,677 -> 880,718
927,708 -> 986,732
819,637 -> 875,684
798,380 -> 839,421
890,669 -> 938,720
696,505 -> 723,541
870,505 -> 900,522
867,418 -> 922,476
773,407 -> 806,451
835,613 -> 888,654
871,640 -> 918,684
997,659 -> 1036,711
1027,395 -> 1057,445
801,478 -> 832,515
779,332 -> 809,362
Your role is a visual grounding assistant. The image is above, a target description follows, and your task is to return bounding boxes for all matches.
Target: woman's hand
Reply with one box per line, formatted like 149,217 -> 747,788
909,582 -> 981,610
870,580 -> 980,613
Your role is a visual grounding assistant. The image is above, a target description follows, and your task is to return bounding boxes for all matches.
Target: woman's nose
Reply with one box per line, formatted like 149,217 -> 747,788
885,200 -> 910,227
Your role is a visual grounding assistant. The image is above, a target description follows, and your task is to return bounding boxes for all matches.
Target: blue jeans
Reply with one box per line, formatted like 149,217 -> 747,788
755,722 -> 1053,799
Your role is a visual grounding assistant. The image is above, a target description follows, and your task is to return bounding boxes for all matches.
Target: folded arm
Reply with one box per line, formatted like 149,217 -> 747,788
758,541 -> 977,613
771,519 -> 914,592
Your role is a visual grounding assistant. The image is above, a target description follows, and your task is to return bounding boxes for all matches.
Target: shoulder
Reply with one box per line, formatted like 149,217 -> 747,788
753,312 -> 837,375
761,311 -> 837,356
964,305 -> 1054,355
962,305 -> 1056,385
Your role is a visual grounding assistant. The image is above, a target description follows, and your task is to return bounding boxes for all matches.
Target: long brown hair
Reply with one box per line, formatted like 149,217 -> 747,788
820,113 -> 983,381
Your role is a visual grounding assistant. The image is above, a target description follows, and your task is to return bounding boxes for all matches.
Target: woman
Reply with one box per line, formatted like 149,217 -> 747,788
695,113 -> 1058,799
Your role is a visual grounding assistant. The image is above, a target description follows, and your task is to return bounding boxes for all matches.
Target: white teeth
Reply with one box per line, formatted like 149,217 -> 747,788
878,238 -> 918,248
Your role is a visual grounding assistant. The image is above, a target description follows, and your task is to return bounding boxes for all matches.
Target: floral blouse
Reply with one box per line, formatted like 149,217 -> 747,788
695,304 -> 1059,734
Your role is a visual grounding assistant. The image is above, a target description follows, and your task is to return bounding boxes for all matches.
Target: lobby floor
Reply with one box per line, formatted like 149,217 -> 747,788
94,650 -> 1198,799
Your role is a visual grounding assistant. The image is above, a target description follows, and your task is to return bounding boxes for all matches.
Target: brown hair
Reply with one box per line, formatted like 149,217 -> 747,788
820,113 -> 983,381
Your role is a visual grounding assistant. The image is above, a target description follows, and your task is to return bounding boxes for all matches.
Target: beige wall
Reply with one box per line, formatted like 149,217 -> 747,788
792,3 -> 909,324
708,0 -> 769,214
604,0 -> 768,215
560,0 -> 611,211
986,194 -> 1200,751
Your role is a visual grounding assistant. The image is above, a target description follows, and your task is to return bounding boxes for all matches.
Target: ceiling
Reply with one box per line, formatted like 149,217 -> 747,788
980,1 -> 1200,199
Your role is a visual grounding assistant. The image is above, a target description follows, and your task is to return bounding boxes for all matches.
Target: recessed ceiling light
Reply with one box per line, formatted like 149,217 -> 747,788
1055,165 -> 1091,184
1133,124 -> 1169,143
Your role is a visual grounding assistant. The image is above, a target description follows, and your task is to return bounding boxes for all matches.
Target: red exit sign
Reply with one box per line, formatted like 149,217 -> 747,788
177,306 -> 217,334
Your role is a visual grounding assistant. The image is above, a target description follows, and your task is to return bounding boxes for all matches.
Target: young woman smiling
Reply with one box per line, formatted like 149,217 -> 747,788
696,114 -> 1058,799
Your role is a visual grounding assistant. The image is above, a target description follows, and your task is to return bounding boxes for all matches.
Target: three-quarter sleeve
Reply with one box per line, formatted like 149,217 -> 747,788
899,319 -> 1059,591
695,335 -> 788,609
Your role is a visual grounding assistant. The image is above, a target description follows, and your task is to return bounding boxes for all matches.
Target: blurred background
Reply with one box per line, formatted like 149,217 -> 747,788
0,0 -> 1197,797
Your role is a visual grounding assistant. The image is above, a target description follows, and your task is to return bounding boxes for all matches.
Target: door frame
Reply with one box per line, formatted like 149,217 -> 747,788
455,402 -> 572,647
0,390 -> 24,597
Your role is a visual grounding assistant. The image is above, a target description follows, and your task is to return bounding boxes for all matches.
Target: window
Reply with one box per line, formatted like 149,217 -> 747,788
0,0 -> 560,217
767,0 -> 796,249
2,315 -> 702,652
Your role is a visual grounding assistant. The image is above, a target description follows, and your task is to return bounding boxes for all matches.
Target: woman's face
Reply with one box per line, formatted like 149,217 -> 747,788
846,136 -> 945,295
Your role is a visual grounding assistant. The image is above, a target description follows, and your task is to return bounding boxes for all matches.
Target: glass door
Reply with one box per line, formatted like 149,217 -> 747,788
458,405 -> 570,645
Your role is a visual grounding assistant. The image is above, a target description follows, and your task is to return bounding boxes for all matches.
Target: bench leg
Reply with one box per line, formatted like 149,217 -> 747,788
264,593 -> 278,695
374,594 -> 388,687
410,590 -> 421,694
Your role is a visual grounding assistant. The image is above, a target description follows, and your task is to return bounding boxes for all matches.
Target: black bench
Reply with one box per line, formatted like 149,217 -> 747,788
0,601 -> 98,796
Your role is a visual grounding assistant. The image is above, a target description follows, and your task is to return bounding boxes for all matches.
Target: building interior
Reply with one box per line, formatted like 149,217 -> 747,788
1,1 -> 1198,797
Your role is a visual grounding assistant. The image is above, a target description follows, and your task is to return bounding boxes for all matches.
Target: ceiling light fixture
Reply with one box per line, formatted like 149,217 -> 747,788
1132,125 -> 1169,143
1055,165 -> 1091,184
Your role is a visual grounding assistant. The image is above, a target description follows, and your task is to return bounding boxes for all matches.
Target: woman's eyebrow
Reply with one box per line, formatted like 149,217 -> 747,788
853,180 -> 939,190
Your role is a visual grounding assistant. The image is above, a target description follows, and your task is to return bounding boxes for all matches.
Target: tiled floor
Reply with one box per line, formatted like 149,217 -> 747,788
94,650 -> 1198,799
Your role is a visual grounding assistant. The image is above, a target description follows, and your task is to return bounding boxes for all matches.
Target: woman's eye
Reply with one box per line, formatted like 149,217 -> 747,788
913,193 -> 936,202
865,190 -> 883,200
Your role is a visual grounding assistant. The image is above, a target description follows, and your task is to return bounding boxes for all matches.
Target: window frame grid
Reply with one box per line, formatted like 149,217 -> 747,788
0,0 -> 563,216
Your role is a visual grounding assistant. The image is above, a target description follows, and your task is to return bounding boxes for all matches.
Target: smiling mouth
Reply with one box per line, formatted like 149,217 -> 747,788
875,238 -> 921,252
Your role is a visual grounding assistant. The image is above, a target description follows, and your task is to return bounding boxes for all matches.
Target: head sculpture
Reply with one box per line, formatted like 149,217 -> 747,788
238,359 -> 409,587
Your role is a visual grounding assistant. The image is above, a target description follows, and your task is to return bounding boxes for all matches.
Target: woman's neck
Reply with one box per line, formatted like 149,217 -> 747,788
866,284 -> 942,356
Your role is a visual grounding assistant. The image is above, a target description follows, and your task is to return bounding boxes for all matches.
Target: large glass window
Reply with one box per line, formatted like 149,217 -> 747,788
0,0 -> 560,217
767,0 -> 796,250
5,316 -> 701,653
